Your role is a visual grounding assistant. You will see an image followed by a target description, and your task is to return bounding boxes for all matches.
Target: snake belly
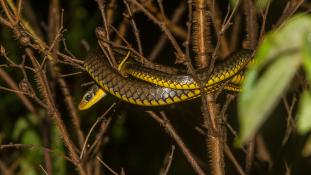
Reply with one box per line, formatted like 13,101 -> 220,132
84,51 -> 224,106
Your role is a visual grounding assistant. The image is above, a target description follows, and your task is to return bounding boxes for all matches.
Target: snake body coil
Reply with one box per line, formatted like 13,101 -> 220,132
83,49 -> 253,106
123,49 -> 252,89
85,51 -> 211,106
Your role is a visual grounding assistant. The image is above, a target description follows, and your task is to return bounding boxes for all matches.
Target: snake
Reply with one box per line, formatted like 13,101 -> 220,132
79,50 -> 251,109
121,49 -> 252,89
104,47 -> 250,87
79,49 -> 253,109
78,83 -> 241,110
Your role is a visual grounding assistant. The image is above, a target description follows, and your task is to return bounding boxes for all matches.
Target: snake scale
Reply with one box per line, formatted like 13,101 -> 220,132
80,48 -> 253,107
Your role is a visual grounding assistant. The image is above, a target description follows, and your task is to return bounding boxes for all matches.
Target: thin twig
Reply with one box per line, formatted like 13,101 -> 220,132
123,0 -> 143,55
106,0 -> 117,24
146,111 -> 205,175
0,68 -> 36,113
0,15 -> 12,27
96,0 -> 117,67
206,0 -> 229,56
39,164 -> 49,175
0,143 -> 74,164
258,0 -> 270,42
96,156 -> 119,175
143,1 -> 187,39
281,96 -> 297,145
224,145 -> 246,175
128,0 -> 185,61
0,0 -> 16,24
149,1 -> 186,61
59,71 -> 83,78
245,141 -> 255,175
229,14 -> 242,51
159,145 -> 175,175
275,0 -> 304,28
256,135 -> 273,169
88,117 -> 112,158
80,103 -> 116,159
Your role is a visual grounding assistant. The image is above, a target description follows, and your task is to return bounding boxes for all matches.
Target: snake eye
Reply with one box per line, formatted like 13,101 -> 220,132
85,93 -> 93,101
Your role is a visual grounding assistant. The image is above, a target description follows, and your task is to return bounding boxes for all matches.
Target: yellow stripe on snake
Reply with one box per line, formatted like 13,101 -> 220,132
79,48 -> 253,109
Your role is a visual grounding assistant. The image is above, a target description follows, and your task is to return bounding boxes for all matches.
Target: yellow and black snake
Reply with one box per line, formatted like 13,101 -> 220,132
122,50 -> 251,89
79,48 -> 253,108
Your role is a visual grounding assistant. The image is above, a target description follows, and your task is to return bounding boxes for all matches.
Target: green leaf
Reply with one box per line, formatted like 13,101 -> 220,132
21,130 -> 41,145
238,54 -> 300,144
12,118 -> 28,140
21,130 -> 42,162
20,160 -> 37,175
253,14 -> 311,69
12,114 -> 39,140
297,91 -> 311,134
302,32 -> 311,83
238,14 -> 311,144
298,37 -> 311,135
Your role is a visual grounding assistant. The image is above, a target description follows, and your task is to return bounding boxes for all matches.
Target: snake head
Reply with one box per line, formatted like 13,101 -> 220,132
78,84 -> 106,110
